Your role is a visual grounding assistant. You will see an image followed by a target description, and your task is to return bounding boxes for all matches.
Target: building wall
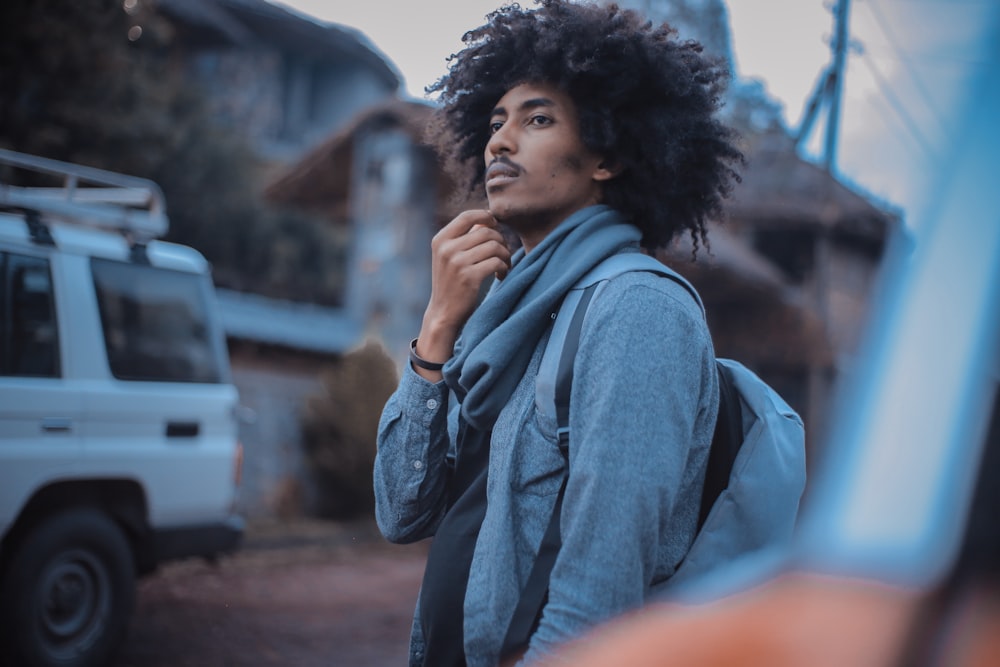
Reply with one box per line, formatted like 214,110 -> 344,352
184,47 -> 396,160
189,49 -> 285,146
826,238 -> 883,362
306,62 -> 395,148
347,126 -> 438,366
229,346 -> 335,518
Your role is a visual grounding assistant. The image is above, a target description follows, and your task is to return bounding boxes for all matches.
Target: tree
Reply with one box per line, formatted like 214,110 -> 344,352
0,0 -> 345,305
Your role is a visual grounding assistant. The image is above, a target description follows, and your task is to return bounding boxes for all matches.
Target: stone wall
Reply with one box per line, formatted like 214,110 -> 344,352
229,346 -> 336,518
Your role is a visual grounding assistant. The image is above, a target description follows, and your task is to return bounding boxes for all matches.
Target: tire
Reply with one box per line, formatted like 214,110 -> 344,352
0,508 -> 136,667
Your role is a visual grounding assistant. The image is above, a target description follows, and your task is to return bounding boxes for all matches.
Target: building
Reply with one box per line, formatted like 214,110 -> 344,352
663,127 -> 898,451
155,0 -> 401,161
265,98 -> 450,365
158,0 -> 897,513
151,0 -> 403,517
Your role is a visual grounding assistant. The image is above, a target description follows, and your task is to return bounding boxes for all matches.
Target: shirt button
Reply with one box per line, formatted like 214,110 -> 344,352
413,460 -> 424,471
426,399 -> 438,410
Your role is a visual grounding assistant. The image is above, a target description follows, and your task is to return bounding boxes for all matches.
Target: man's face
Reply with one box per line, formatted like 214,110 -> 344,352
484,83 -> 615,251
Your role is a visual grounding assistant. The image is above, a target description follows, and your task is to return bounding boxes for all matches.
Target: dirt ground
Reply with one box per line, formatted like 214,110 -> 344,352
112,518 -> 428,667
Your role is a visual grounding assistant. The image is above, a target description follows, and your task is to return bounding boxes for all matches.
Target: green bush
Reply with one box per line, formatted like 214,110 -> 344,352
300,339 -> 399,519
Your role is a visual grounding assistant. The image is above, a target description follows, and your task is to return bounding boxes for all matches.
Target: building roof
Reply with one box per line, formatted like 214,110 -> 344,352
728,129 -> 898,243
661,226 -> 833,368
663,223 -> 786,291
216,288 -> 360,355
263,97 -> 466,220
155,0 -> 401,91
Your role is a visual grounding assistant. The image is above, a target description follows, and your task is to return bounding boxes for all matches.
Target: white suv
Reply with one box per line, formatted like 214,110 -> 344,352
0,149 -> 244,666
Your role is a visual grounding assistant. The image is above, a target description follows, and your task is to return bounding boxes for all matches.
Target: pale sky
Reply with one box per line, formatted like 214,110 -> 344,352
277,0 -> 997,231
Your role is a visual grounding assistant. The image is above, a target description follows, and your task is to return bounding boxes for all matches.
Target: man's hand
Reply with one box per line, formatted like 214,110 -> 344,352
411,210 -> 512,380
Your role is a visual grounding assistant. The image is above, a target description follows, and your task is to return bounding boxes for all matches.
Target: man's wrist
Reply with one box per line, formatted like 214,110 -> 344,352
409,338 -> 447,371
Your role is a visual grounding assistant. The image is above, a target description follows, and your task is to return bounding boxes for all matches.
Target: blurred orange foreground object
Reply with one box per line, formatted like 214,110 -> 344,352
530,572 -> 924,667
937,585 -> 1000,667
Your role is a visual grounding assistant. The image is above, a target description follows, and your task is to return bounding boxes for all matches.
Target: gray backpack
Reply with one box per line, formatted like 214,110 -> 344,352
502,251 -> 807,658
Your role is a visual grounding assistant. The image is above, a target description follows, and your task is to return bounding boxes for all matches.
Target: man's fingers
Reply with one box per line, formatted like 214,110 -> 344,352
422,211 -> 510,335
459,237 -> 511,269
440,209 -> 497,239
436,215 -> 509,261
429,209 -> 510,298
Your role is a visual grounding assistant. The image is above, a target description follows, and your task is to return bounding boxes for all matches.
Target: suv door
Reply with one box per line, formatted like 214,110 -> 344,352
83,257 -> 239,527
0,249 -> 84,530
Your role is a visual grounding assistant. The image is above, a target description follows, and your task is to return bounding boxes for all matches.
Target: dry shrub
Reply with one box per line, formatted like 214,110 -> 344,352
300,339 -> 399,519
270,475 -> 304,520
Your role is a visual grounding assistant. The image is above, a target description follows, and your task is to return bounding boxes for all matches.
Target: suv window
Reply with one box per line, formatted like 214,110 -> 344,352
0,251 -> 60,377
92,257 -> 224,383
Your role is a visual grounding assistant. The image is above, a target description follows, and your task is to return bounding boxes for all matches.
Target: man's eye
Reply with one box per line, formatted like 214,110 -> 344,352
489,121 -> 504,134
529,115 -> 552,126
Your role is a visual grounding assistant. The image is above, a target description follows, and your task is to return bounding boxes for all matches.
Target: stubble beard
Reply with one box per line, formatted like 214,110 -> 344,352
486,151 -> 596,246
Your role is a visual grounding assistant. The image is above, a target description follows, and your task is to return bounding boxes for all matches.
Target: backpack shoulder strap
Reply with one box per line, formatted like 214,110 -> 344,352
540,251 -> 738,518
572,251 -> 704,311
536,252 -> 705,427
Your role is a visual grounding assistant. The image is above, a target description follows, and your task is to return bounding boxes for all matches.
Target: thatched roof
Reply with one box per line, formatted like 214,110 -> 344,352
727,129 -> 895,243
709,289 -> 832,368
662,223 -> 785,292
156,0 -> 400,90
661,226 -> 833,368
264,98 -> 471,220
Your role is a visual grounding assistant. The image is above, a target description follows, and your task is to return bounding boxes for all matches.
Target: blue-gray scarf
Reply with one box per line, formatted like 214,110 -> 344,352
442,205 -> 641,431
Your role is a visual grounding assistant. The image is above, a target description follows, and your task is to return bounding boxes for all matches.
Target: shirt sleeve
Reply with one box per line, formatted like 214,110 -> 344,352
522,278 -> 717,661
373,362 -> 456,544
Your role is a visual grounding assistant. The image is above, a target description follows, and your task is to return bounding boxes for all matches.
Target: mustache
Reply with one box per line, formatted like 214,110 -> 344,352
485,156 -> 523,177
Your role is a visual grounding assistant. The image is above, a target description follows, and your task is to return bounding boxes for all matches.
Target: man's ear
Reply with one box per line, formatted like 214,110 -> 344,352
593,158 -> 623,182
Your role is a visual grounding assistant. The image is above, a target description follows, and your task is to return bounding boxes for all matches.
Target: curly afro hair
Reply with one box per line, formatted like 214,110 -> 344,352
426,0 -> 743,251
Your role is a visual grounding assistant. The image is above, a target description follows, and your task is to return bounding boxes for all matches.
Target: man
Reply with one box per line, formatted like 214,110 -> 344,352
374,1 -> 742,665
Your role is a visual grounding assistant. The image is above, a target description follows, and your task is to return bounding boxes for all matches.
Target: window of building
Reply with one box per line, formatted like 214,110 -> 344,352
753,228 -> 816,285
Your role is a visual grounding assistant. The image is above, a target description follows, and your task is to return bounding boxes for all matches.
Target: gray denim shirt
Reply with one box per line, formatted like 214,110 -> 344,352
374,270 -> 718,666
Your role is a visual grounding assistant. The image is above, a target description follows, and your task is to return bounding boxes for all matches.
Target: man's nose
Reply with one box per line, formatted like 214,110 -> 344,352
486,124 -> 515,157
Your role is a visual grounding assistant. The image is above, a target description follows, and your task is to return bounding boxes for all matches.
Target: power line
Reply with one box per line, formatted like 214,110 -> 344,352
856,48 -> 939,162
858,43 -> 988,69
861,0 -> 951,142
866,88 -> 930,167
866,0 -> 993,4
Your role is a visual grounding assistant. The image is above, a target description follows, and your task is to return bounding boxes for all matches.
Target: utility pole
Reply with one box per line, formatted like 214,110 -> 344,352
795,0 -> 853,447
796,0 -> 853,172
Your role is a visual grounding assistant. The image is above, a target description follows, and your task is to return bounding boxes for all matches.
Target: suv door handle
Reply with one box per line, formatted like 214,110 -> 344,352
166,421 -> 199,438
41,418 -> 72,433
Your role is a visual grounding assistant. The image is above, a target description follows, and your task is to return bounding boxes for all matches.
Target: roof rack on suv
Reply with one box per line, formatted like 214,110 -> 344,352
0,148 -> 168,242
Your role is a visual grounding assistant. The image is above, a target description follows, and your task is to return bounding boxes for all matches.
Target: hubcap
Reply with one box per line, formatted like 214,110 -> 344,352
37,549 -> 110,658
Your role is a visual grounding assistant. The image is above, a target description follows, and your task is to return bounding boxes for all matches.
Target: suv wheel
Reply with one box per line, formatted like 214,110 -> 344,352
0,508 -> 136,667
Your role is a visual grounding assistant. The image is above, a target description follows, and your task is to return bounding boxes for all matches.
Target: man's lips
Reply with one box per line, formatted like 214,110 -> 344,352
485,160 -> 521,185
